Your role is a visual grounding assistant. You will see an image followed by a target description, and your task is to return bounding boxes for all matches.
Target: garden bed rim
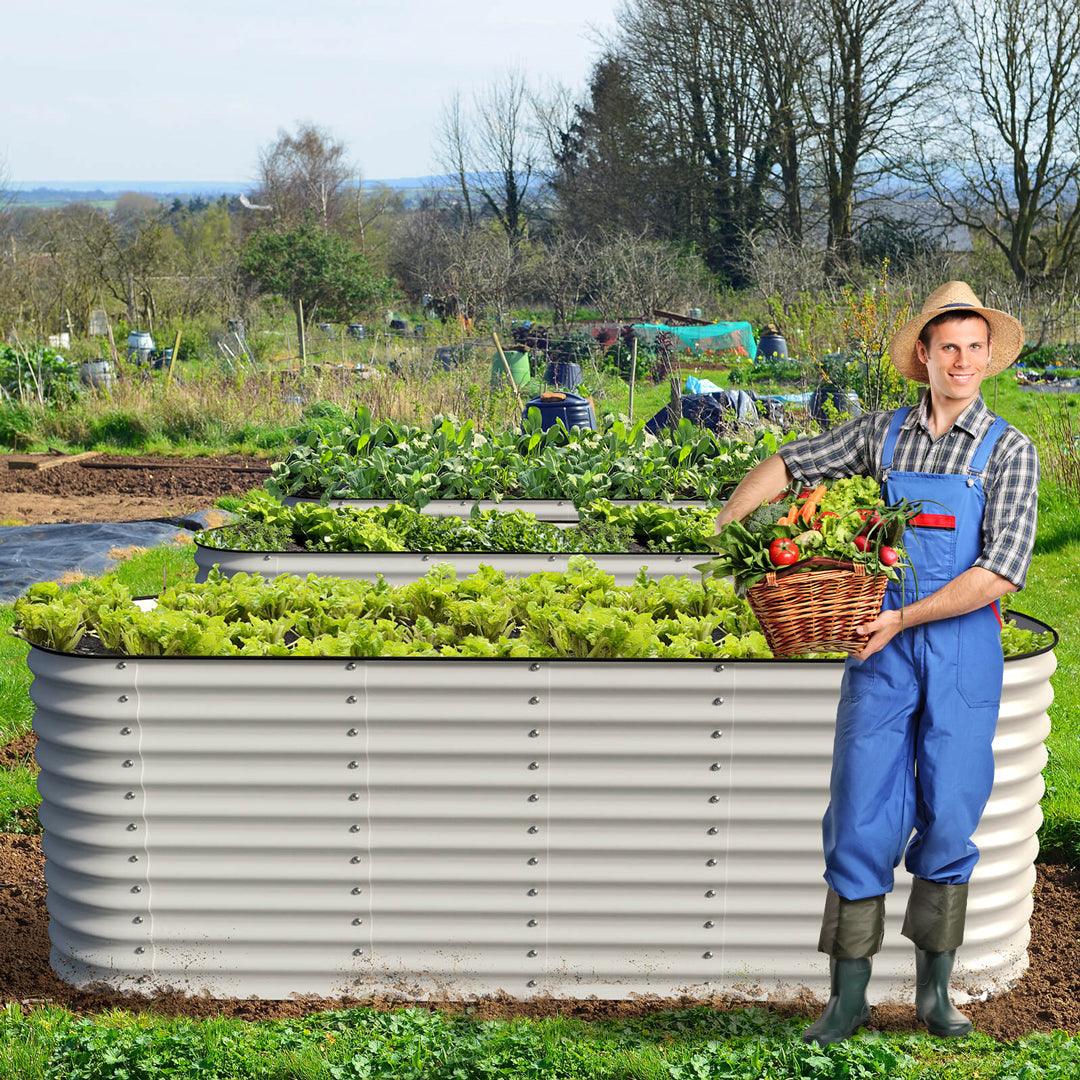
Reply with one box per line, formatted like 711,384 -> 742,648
18,608 -> 1057,664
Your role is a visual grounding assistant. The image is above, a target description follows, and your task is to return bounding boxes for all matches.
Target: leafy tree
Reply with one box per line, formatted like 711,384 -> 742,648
241,223 -> 393,356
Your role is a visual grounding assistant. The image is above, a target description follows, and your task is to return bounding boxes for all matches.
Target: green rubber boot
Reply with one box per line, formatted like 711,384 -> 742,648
802,958 -> 872,1045
915,949 -> 974,1037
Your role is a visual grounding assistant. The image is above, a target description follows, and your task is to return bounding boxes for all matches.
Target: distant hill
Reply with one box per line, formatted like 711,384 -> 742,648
9,176 -> 445,209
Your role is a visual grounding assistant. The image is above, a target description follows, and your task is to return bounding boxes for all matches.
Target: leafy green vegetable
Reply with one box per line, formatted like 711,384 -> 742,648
266,406 -> 790,504
13,558 -> 772,660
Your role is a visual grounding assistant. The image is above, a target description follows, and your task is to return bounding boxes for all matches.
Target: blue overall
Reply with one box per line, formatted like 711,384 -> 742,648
823,407 -> 1009,901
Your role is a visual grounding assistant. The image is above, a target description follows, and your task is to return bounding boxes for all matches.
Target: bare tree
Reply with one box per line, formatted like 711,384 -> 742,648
438,71 -> 541,243
254,123 -> 352,229
805,0 -> 939,276
436,93 -> 476,229
526,232 -> 592,326
920,0 -> 1080,284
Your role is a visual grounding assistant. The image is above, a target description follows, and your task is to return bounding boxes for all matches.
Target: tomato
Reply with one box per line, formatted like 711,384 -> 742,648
879,545 -> 899,566
813,510 -> 838,529
853,535 -> 870,552
857,508 -> 882,528
768,538 -> 800,566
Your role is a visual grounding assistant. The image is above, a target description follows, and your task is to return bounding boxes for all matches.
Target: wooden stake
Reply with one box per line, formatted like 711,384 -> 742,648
628,336 -> 638,421
296,298 -> 307,368
492,331 -> 525,412
164,329 -> 182,391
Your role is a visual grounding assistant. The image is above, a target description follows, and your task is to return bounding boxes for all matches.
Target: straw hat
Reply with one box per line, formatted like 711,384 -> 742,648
888,281 -> 1025,383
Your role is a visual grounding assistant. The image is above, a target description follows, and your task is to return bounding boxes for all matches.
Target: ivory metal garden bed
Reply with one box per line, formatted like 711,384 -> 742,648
29,616 -> 1055,1001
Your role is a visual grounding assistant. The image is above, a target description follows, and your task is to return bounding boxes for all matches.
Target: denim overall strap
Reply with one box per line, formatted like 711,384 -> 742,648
880,407 -> 913,475
967,416 -> 1008,477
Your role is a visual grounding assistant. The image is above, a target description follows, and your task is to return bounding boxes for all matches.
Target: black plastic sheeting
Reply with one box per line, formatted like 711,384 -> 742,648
0,510 -> 223,603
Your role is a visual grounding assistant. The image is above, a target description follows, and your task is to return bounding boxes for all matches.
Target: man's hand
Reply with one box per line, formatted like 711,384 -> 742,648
852,609 -> 903,661
714,454 -> 794,532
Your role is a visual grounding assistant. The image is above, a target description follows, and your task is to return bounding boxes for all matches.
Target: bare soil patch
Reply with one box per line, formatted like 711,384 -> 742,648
0,829 -> 1074,1036
0,454 -> 269,525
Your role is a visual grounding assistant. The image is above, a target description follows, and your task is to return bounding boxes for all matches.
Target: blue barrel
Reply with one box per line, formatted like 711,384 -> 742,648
757,330 -> 788,360
522,392 -> 596,432
544,361 -> 583,391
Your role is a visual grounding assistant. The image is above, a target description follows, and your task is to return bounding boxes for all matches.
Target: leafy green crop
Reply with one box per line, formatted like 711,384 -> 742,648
266,406 -> 788,504
13,559 -> 772,659
199,493 -> 719,555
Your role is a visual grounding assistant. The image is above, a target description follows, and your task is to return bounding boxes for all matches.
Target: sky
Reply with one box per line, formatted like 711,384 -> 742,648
0,0 -> 617,185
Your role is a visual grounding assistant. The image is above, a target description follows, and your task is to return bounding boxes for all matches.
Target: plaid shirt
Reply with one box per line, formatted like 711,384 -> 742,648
778,392 -> 1039,588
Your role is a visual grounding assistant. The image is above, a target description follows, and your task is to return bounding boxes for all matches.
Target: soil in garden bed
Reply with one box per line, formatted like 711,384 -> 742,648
0,454 -> 269,525
0,830 -> 1075,1037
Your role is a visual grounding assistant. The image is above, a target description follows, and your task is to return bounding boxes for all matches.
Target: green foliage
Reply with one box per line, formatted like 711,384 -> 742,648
241,223 -> 394,322
268,406 -> 783,503
0,763 -> 40,834
13,559 -> 771,660
0,403 -> 36,449
0,344 -> 80,407
202,493 -> 718,555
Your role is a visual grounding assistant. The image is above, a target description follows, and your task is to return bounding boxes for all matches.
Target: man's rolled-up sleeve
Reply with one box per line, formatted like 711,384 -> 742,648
973,441 -> 1039,589
777,415 -> 876,484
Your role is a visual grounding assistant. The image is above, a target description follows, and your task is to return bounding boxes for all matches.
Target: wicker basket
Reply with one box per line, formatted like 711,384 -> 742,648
747,557 -> 888,657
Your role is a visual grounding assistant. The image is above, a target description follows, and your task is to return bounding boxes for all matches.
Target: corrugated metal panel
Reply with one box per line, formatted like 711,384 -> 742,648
281,497 -> 710,522
30,645 -> 1054,1001
194,546 -> 703,585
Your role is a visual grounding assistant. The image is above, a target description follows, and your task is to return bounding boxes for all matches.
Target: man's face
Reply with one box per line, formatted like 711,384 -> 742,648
915,315 -> 991,404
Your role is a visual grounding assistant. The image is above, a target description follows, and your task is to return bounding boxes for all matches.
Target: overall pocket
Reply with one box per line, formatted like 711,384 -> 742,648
840,652 -> 877,704
957,604 -> 1005,708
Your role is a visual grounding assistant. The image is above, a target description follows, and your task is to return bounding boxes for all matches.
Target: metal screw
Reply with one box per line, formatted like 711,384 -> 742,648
129,855 -> 139,863
347,728 -> 358,737
422,554 -> 430,561
350,856 -> 362,864
527,888 -> 538,897
705,889 -> 716,898
348,761 -> 359,769
528,729 -> 540,738
713,697 -> 724,706
527,918 -> 538,927
707,826 -> 718,835
353,948 -> 364,956
132,916 -> 144,924
263,554 -> 272,562
352,917 -> 363,925
131,885 -> 142,893
351,887 -> 363,895
529,696 -> 540,705
527,979 -> 537,987
528,857 -> 539,865
349,792 -> 360,801
703,951 -> 713,959
118,695 -> 128,703
127,823 -> 137,831
528,761 -> 539,770
529,663 -> 541,672
120,727 -> 132,736
350,825 -> 361,833
710,762 -> 721,772
528,825 -> 539,834
125,791 -> 135,800
116,662 -> 126,670
709,795 -> 720,803
714,664 -> 724,672
711,730 -> 722,739
528,793 -> 539,802
527,949 -> 538,958
346,662 -> 357,671
704,920 -> 715,929
706,858 -> 717,867
135,946 -> 145,954
122,759 -> 134,768
347,695 -> 357,704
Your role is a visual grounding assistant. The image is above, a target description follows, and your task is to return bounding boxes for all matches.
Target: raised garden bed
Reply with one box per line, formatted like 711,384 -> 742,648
17,572 -> 1057,1001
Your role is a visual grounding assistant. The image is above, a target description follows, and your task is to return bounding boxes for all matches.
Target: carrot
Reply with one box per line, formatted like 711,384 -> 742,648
798,483 -> 828,524
777,504 -> 799,526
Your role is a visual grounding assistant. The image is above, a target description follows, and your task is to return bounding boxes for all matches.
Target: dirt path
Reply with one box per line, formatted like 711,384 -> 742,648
0,454 -> 270,525
0,825 -> 1074,1035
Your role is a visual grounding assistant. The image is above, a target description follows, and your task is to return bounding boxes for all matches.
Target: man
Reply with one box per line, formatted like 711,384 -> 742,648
715,282 -> 1039,1044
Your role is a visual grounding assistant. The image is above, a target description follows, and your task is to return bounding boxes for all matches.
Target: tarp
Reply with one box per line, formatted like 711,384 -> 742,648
632,321 -> 758,359
0,510 -> 226,602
